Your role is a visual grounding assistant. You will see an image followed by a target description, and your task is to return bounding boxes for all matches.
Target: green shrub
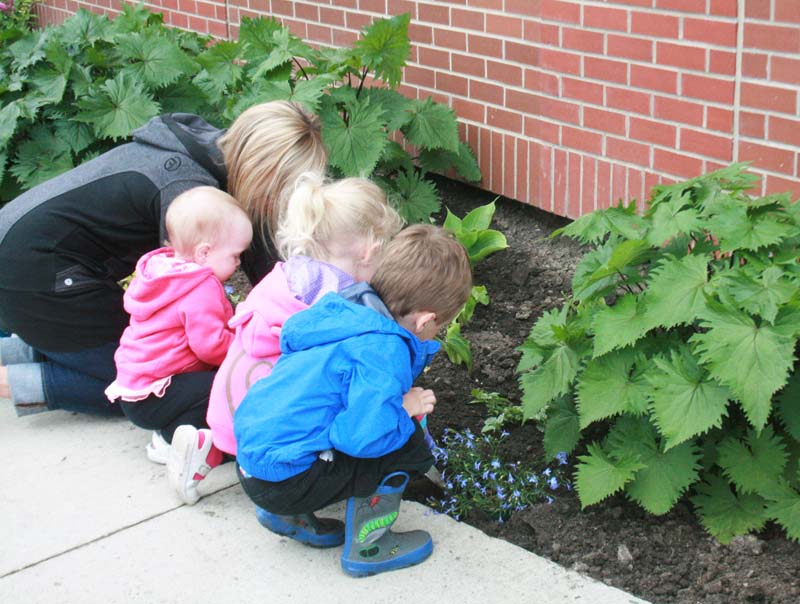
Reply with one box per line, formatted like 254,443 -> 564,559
517,163 -> 800,543
0,4 -> 479,220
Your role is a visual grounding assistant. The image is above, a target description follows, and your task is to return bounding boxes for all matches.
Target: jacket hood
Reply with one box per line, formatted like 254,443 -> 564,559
132,113 -> 226,186
280,288 -> 440,376
124,248 -> 216,321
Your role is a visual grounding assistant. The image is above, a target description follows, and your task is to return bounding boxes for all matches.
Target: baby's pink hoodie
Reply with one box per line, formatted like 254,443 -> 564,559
105,247 -> 234,402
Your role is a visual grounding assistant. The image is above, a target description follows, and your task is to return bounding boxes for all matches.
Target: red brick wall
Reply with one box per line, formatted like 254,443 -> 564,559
34,0 -> 800,217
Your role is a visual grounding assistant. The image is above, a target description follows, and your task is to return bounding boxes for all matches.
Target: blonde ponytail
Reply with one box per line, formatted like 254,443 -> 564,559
276,175 -> 404,261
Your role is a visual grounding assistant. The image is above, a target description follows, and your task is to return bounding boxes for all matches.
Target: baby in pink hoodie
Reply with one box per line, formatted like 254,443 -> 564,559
167,173 -> 403,504
105,187 -> 252,461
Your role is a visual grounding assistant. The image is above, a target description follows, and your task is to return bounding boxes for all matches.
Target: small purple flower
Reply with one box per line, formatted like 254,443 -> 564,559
549,476 -> 559,490
556,452 -> 569,465
0,0 -> 14,12
490,459 -> 501,469
546,496 -> 554,504
224,285 -> 235,295
543,467 -> 552,476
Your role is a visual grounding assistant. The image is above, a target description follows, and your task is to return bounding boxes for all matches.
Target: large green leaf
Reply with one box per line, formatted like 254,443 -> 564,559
605,415 -> 701,514
362,87 -> 414,132
0,101 -> 21,146
691,474 -> 767,543
389,169 -> 439,224
467,231 -> 508,263
57,8 -> 114,46
575,443 -> 645,507
571,244 -> 622,302
647,349 -> 731,450
690,301 -> 796,430
194,41 -> 243,99
238,16 -> 283,61
28,64 -> 70,106
355,13 -> 410,87
641,254 -> 709,331
543,395 -> 581,458
764,481 -> 800,541
321,96 -> 386,177
718,427 -> 788,495
709,202 -> 796,252
718,266 -> 795,324
646,191 -> 703,246
53,120 -> 94,154
591,295 -> 651,357
116,31 -> 198,88
552,201 -> 645,244
776,371 -> 800,441
576,350 -> 650,428
10,125 -> 73,188
8,29 -> 49,71
418,141 -> 482,182
404,98 -> 459,152
75,72 -> 160,140
520,343 -> 582,419
251,28 -> 309,79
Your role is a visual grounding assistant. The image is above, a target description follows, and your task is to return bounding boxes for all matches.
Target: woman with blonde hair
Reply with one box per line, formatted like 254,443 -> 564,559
0,101 -> 327,441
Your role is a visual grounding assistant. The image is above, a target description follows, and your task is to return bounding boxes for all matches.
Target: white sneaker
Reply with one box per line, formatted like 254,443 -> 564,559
145,431 -> 170,465
167,425 -> 217,505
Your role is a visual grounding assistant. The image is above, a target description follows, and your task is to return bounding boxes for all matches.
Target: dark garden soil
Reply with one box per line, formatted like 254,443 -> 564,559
407,176 -> 800,604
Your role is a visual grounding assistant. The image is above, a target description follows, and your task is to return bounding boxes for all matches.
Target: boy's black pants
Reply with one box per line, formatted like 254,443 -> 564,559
237,423 -> 434,515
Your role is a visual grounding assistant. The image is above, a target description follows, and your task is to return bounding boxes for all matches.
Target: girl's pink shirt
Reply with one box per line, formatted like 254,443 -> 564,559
106,247 -> 234,401
206,262 -> 307,455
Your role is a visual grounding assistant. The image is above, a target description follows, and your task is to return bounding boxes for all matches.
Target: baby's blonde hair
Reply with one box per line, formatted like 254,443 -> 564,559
165,186 -> 250,256
218,101 -> 328,246
276,173 -> 404,261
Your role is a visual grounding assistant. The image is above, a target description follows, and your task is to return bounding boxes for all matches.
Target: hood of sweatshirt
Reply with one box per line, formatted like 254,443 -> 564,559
132,113 -> 226,187
124,247 -> 216,321
280,287 -> 440,378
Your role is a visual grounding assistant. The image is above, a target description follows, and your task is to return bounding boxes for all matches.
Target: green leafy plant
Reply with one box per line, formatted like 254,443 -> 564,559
1,5 -> 479,221
468,388 -> 525,433
439,201 -> 508,370
1,0 -> 36,34
429,428 -> 571,522
517,163 -> 800,543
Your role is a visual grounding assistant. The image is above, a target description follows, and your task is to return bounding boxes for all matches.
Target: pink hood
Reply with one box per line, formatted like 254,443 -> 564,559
125,248 -> 215,320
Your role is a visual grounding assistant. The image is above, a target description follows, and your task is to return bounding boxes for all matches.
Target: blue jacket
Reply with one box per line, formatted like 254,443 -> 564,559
234,284 -> 440,482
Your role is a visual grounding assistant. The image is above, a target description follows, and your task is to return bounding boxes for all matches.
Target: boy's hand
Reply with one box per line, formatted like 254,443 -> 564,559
403,386 -> 436,417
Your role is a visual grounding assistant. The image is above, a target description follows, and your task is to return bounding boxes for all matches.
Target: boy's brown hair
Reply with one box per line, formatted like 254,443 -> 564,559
371,224 -> 472,325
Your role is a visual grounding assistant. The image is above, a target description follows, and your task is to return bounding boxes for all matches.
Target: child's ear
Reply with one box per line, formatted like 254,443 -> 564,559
413,311 -> 437,336
193,242 -> 211,265
359,241 -> 382,265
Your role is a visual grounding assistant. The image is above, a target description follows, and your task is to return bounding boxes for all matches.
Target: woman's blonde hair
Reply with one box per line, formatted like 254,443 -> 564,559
276,173 -> 404,261
218,101 -> 327,245
165,186 -> 250,255
371,224 -> 472,325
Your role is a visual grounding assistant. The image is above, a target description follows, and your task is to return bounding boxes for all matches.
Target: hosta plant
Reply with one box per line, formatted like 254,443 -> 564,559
517,163 -> 800,543
0,5 -> 480,221
440,200 -> 508,370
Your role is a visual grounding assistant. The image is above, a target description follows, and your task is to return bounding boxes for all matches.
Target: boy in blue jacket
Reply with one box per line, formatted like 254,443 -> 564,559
234,224 -> 472,577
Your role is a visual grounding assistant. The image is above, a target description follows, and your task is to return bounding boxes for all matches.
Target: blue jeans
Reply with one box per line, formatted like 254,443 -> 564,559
38,342 -> 124,416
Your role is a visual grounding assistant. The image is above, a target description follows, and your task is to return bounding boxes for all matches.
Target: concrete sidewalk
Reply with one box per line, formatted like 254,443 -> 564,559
0,402 -> 648,604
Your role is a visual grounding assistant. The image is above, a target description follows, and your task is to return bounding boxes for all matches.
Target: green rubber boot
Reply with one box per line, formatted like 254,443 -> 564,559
341,471 -> 433,577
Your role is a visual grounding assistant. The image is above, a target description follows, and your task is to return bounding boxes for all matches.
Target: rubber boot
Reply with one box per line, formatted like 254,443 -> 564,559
341,471 -> 433,577
255,507 -> 345,548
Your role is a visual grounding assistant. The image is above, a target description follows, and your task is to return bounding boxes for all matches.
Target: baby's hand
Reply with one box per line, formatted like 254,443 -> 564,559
402,386 -> 436,417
